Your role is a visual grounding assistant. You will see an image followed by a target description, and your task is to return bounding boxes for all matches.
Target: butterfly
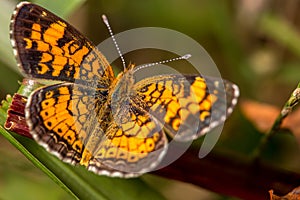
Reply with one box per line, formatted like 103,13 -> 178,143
10,2 -> 239,177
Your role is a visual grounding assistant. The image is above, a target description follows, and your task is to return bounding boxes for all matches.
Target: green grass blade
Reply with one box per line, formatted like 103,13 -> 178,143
0,126 -> 79,199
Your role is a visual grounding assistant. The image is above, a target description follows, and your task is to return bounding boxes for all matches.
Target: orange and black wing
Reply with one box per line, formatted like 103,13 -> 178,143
10,2 -> 114,86
26,83 -> 104,165
26,82 -> 167,177
87,103 -> 168,177
134,74 -> 239,141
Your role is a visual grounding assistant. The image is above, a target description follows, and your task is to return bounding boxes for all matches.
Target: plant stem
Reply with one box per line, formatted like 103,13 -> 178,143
252,82 -> 300,160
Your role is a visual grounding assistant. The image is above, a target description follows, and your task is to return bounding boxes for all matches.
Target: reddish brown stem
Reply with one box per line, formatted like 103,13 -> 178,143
153,148 -> 300,200
4,94 -> 31,138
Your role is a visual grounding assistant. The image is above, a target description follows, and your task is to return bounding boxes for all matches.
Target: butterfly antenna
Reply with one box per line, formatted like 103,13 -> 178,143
102,15 -> 126,70
133,54 -> 192,73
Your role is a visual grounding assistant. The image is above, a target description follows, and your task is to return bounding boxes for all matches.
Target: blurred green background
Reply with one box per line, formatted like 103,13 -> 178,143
1,0 -> 300,199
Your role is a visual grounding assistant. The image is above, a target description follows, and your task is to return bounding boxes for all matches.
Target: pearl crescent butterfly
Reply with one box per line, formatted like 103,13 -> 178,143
10,2 -> 239,177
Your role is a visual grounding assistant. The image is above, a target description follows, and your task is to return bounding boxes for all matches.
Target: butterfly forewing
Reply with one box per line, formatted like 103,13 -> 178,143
10,2 -> 114,86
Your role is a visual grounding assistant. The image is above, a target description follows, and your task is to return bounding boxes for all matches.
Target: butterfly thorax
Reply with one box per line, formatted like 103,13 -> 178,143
109,65 -> 136,123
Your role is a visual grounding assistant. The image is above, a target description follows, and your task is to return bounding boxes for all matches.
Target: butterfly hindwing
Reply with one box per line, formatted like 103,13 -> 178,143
26,82 -> 106,164
26,82 -> 168,177
88,104 -> 168,177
